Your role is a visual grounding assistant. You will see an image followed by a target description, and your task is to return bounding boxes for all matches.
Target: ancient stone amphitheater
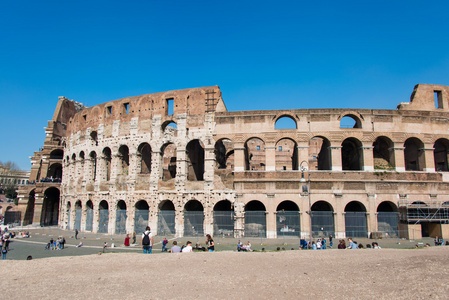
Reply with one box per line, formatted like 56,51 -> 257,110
17,84 -> 449,240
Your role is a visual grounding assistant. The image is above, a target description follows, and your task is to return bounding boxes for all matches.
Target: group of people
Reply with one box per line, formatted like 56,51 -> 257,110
337,238 -> 381,249
237,240 -> 252,251
139,226 -> 215,254
45,236 -> 66,250
1,228 -> 12,259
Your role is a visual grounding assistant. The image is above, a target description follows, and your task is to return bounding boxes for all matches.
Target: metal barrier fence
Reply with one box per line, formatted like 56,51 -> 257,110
184,211 -> 204,236
377,212 -> 399,237
158,211 -> 176,236
244,211 -> 266,237
74,209 -> 81,231
213,211 -> 234,237
345,212 -> 368,238
311,211 -> 334,237
85,209 -> 93,231
134,210 -> 148,234
98,209 -> 109,233
277,211 -> 300,237
116,209 -> 127,234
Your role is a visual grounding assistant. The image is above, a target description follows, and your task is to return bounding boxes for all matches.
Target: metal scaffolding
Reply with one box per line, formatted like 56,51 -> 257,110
399,200 -> 449,224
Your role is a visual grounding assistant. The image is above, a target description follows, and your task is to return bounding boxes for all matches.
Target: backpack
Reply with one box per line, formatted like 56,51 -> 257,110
142,232 -> 150,246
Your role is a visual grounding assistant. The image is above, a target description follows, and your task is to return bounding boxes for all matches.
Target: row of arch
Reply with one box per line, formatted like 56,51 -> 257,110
0,178 -> 29,185
60,198 -> 400,238
62,136 -> 449,186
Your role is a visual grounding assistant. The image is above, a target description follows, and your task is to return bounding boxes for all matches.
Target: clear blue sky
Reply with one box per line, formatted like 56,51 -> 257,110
1,0 -> 448,170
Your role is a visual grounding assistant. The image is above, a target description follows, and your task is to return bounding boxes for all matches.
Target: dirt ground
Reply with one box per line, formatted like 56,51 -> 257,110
1,247 -> 448,299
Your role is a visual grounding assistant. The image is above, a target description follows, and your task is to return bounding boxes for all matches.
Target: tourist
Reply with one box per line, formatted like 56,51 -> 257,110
338,239 -> 346,249
322,238 -> 326,250
1,240 -> 7,260
237,240 -> 243,251
312,241 -> 317,250
206,234 -> 215,252
366,244 -> 372,249
246,241 -> 252,252
141,226 -> 153,254
170,241 -> 181,253
124,234 -> 130,247
132,231 -> 136,244
347,238 -> 358,249
329,234 -> 333,247
76,241 -> 83,247
182,241 -> 193,253
373,242 -> 381,249
162,237 -> 168,252
75,229 -> 78,240
358,243 -> 364,249
316,239 -> 322,249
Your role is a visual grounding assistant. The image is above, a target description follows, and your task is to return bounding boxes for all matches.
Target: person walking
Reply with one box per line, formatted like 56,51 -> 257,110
162,238 -> 168,252
75,229 -> 78,240
1,240 -> 7,260
141,226 -> 153,254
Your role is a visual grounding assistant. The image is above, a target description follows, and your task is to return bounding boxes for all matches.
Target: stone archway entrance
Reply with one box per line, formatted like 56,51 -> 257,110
41,187 -> 60,226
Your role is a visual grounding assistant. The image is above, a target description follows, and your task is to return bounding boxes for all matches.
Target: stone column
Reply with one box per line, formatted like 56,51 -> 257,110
80,206 -> 87,232
265,143 -> 276,171
33,195 -> 44,226
297,143 -> 309,168
422,145 -> 436,172
233,143 -> 245,172
233,200 -> 244,238
335,212 -> 345,239
92,205 -> 99,233
176,148 -> 187,190
392,146 -> 405,172
204,144 -> 215,190
175,208 -> 184,237
204,203 -> 214,236
331,146 -> 342,171
266,210 -> 276,239
150,150 -> 160,191
109,206 -> 116,235
362,144 -> 374,171
126,204 -> 134,235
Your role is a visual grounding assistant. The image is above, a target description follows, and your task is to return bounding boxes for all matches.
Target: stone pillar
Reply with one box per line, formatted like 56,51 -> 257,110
110,154 -> 120,182
331,146 -> 342,171
92,205 -> 99,233
204,144 -> 215,190
300,211 -> 310,240
265,143 -> 276,171
362,145 -> 374,171
297,143 -> 309,168
150,150 -> 160,191
80,206 -> 87,232
69,207 -> 76,231
233,200 -> 245,238
109,206 -> 116,235
128,153 -> 138,180
234,143 -> 245,172
266,210 -> 276,239
175,208 -> 184,237
422,145 -> 436,172
126,205 -> 134,235
335,212 -> 345,239
392,146 -> 405,172
33,195 -> 44,226
204,203 -> 214,236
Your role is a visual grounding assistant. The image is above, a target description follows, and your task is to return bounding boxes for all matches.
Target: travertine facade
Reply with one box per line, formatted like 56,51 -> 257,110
17,84 -> 449,239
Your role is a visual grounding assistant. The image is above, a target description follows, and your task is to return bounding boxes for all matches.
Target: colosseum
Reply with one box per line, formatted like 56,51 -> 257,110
17,84 -> 449,240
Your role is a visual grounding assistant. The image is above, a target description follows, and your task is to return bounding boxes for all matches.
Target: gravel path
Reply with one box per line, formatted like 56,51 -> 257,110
1,247 -> 448,299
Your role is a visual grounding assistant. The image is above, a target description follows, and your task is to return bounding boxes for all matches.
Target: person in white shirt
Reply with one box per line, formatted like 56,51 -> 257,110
182,241 -> 193,253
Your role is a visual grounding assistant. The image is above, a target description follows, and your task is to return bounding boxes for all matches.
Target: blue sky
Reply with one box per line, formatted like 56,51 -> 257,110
1,0 -> 448,170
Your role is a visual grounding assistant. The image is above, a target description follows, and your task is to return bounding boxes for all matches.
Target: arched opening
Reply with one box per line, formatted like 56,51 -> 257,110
186,139 -> 205,181
275,138 -> 298,170
24,189 -> 35,225
311,201 -> 334,237
134,200 -> 149,234
102,148 -> 112,181
275,116 -> 297,129
116,200 -> 127,234
434,138 -> 449,171
98,200 -> 109,233
158,200 -> 176,236
162,121 -> 178,131
138,143 -> 152,174
340,114 -> 362,128
49,149 -> 63,160
184,200 -> 204,236
47,163 -> 62,181
342,138 -> 363,170
309,136 -> 331,170
244,200 -> 266,237
404,138 -> 424,171
276,201 -> 300,236
85,200 -> 94,231
161,143 -> 177,180
344,201 -> 367,238
89,151 -> 97,182
373,136 -> 394,170
214,139 -> 234,170
377,201 -> 398,237
118,145 -> 129,176
245,138 -> 266,171
90,131 -> 98,145
74,200 -> 82,231
41,187 -> 60,226
213,200 -> 234,237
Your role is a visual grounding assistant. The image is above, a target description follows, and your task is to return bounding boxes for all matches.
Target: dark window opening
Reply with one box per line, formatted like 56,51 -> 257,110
124,103 -> 129,114
435,91 -> 443,109
107,106 -> 112,115
166,98 -> 174,116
